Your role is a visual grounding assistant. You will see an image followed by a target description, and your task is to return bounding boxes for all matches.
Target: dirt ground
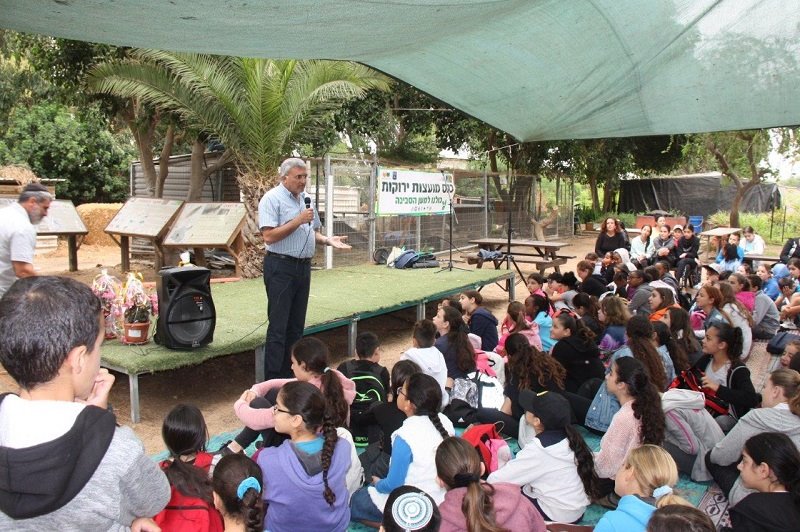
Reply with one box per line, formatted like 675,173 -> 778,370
0,236 -> 599,454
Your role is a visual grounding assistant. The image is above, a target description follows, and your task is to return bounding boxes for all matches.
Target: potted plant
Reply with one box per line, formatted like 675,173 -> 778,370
91,269 -> 121,340
118,272 -> 157,345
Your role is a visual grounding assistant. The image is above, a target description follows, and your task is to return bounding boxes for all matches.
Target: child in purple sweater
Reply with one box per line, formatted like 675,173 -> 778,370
257,381 -> 352,532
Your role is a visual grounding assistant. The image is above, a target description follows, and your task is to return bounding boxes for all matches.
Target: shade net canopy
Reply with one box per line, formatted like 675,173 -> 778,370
1,0 -> 798,141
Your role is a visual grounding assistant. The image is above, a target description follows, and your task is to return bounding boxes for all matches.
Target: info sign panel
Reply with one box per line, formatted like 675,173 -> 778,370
376,167 -> 453,216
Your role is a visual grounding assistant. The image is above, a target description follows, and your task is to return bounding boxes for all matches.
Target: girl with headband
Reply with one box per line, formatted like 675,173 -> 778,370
211,454 -> 264,532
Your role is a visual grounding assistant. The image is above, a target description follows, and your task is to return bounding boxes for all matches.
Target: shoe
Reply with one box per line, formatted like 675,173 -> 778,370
211,440 -> 235,457
593,492 -> 620,510
781,321 -> 798,330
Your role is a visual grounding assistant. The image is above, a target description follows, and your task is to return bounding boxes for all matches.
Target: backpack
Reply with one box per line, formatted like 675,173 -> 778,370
668,367 -> 735,418
461,423 -> 510,477
391,249 -> 419,269
451,371 -> 505,410
338,360 -> 387,447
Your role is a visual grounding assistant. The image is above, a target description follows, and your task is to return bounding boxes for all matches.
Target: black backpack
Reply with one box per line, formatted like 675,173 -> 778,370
338,360 -> 388,447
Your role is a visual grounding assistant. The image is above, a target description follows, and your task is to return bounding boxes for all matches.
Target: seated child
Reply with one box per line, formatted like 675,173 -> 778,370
257,381 -> 353,532
212,454 -> 264,532
219,337 -> 355,454
155,404 -> 224,531
401,319 -> 449,406
594,445 -> 691,532
337,331 -> 390,448
488,390 -> 596,524
437,436 -> 545,532
0,276 -> 170,531
381,486 -> 441,532
359,360 -> 422,480
350,374 -> 455,527
497,300 -> 543,355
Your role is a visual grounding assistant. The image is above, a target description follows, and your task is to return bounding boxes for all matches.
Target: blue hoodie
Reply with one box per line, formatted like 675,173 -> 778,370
593,495 -> 655,532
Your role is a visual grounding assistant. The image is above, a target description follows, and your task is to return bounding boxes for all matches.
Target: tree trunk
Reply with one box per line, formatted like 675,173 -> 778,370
729,181 -> 758,228
236,170 -> 279,279
588,173 -> 600,211
188,139 -> 207,201
154,124 -> 175,198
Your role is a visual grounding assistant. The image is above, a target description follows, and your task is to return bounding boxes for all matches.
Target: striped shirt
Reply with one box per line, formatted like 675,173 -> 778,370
258,182 -> 321,258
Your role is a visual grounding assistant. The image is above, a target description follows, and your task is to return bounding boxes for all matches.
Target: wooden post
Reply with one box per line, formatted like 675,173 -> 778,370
153,238 -> 164,271
194,247 -> 207,267
67,235 -> 78,271
120,235 -> 130,272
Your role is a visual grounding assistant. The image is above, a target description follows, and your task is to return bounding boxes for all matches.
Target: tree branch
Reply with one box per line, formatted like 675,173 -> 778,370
705,137 -> 742,188
203,148 -> 234,177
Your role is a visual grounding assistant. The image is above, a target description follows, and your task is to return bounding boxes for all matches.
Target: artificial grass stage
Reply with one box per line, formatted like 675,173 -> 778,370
101,264 -> 512,375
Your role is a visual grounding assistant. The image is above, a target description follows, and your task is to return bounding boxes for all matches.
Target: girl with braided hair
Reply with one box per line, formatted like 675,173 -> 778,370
437,436 -> 545,532
257,381 -> 352,532
350,373 -> 455,527
212,454 -> 264,532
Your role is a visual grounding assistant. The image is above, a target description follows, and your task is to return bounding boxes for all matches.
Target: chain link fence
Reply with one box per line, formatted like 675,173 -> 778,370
306,155 -> 575,268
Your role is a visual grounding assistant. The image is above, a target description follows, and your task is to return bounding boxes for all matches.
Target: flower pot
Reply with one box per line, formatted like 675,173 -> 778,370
584,222 -> 594,231
122,321 -> 150,345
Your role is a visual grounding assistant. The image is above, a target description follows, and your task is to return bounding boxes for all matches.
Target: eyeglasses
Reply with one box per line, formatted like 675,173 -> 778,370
272,405 -> 294,416
397,388 -> 407,398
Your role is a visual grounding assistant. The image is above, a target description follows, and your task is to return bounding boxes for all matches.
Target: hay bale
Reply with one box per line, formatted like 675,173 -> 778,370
0,165 -> 38,185
77,203 -> 124,246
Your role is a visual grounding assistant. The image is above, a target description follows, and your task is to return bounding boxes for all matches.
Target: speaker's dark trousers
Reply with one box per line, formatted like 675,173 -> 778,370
263,253 -> 311,379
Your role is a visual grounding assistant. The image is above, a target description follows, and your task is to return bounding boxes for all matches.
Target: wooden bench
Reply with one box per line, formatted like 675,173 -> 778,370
461,252 -> 568,273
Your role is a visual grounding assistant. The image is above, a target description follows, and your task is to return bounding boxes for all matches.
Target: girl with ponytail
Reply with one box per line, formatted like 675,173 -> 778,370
595,445 -> 692,532
350,373 -> 454,527
154,404 -> 224,531
550,312 -> 604,394
257,381 -> 352,532
212,454 -> 264,532
222,337 -> 355,454
488,390 -> 598,524
594,358 -> 665,502
586,315 -> 673,433
437,437 -> 545,532
729,432 -> 800,530
706,368 -> 800,502
692,321 -> 760,432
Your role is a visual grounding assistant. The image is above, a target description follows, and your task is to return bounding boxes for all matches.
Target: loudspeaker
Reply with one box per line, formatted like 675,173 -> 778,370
155,267 -> 216,349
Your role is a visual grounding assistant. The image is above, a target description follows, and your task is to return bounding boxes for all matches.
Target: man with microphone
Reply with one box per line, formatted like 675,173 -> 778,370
258,158 -> 351,379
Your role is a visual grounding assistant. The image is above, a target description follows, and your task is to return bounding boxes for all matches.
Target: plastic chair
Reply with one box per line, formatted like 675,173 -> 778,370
688,215 -> 704,231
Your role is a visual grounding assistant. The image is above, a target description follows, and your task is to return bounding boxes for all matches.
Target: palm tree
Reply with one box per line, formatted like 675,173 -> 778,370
88,50 -> 390,277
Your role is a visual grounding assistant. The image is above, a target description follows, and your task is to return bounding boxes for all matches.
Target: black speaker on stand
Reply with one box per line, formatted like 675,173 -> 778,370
155,266 -> 216,349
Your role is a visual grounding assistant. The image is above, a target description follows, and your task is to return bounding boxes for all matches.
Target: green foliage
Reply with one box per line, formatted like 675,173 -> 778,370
89,51 -> 391,180
1,102 -> 132,203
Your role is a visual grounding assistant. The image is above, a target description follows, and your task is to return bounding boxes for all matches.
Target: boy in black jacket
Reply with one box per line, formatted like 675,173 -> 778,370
336,331 -> 390,447
675,224 -> 701,284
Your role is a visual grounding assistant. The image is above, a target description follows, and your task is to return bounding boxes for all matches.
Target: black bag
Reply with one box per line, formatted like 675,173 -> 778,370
767,331 -> 797,355
442,398 -> 478,428
338,360 -> 387,447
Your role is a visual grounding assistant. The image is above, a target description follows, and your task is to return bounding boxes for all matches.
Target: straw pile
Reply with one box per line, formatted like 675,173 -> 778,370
76,203 -> 123,246
0,165 -> 38,185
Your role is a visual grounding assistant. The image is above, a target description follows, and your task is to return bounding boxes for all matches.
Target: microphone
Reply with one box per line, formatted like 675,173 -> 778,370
304,196 -> 312,225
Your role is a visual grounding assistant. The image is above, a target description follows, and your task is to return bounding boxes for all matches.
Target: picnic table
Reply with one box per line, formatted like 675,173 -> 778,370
464,238 -> 573,285
742,253 -> 781,266
698,226 -> 741,260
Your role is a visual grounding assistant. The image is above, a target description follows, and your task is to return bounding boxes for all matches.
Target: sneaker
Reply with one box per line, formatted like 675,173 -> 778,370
593,492 -> 621,510
211,440 -> 235,457
781,321 -> 798,330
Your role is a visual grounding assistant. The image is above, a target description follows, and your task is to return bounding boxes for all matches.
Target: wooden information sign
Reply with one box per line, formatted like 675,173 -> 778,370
163,202 -> 247,275
104,197 -> 184,271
